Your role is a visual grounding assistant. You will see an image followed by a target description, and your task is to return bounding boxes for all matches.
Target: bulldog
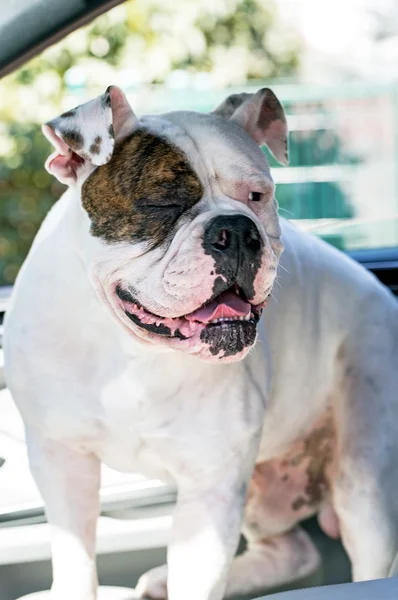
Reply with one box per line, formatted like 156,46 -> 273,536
4,86 -> 398,600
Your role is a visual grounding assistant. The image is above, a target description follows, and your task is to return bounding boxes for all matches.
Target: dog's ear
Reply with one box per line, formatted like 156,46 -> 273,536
212,88 -> 288,165
42,86 -> 138,185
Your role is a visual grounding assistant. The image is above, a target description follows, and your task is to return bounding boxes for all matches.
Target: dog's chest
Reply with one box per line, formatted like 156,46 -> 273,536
72,361 -> 196,477
49,350 -> 265,479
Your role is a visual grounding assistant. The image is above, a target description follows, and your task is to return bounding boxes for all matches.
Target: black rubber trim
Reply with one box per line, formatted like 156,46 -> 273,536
346,249 -> 398,295
348,247 -> 398,265
0,0 -> 125,79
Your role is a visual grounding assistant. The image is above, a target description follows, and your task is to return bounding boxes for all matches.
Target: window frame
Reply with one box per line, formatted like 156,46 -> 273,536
0,0 -> 123,78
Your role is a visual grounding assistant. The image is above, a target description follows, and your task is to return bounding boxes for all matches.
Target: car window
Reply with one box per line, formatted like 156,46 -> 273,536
0,0 -> 397,287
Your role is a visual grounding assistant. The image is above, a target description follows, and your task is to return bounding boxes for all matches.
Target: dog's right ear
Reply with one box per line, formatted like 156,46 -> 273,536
42,86 -> 138,185
212,89 -> 288,165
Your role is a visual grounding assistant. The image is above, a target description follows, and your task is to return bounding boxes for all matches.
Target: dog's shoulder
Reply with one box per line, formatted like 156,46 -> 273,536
279,218 -> 389,298
267,218 -> 398,341
3,188 -> 95,377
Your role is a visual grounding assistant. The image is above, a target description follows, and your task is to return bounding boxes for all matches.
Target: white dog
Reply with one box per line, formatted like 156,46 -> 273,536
4,86 -> 398,600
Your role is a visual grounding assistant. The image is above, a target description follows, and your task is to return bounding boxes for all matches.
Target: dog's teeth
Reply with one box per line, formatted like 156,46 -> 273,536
207,314 -> 254,324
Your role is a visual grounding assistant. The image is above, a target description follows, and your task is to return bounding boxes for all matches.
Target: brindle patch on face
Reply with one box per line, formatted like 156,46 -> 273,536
82,129 -> 203,245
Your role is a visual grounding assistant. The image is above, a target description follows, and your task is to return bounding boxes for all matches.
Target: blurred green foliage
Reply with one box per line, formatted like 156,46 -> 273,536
0,0 -> 301,285
0,123 -> 64,282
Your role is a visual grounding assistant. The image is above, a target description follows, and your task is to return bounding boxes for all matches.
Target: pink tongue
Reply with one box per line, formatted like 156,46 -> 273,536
186,291 -> 251,323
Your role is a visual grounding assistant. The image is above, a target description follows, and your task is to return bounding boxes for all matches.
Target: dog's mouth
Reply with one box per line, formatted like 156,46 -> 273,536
115,284 -> 265,343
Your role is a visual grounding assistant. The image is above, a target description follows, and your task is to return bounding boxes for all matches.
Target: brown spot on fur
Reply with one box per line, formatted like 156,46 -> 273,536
82,129 -> 203,244
244,410 -> 337,539
291,497 -> 307,511
61,130 -> 84,151
289,455 -> 305,467
89,136 -> 102,156
213,93 -> 252,119
60,109 -> 77,118
290,412 -> 335,511
80,150 -> 91,161
103,88 -> 112,108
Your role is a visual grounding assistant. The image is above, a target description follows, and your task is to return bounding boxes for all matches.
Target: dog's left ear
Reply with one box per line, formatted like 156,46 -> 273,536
42,86 -> 138,185
212,88 -> 288,165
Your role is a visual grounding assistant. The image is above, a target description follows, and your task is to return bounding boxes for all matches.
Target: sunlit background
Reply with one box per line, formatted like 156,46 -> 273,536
1,0 -> 398,285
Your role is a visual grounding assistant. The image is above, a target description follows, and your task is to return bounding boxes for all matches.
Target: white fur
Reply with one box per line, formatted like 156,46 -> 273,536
4,100 -> 398,600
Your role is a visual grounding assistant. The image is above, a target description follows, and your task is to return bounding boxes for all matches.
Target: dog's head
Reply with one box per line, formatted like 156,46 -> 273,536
43,86 -> 287,362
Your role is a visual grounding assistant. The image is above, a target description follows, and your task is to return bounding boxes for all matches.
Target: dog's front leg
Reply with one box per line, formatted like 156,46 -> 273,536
137,469 -> 250,600
27,428 -> 100,600
167,472 -> 248,600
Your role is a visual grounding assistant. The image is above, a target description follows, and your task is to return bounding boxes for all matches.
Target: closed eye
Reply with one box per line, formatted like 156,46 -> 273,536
140,204 -> 185,215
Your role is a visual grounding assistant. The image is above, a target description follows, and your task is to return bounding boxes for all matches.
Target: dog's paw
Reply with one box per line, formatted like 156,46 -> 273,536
136,565 -> 168,600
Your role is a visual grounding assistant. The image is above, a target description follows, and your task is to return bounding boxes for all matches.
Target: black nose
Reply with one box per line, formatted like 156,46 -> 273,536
204,214 -> 262,259
203,215 -> 263,300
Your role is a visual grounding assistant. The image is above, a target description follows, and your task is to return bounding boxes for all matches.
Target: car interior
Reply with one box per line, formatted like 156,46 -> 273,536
1,1 -> 398,599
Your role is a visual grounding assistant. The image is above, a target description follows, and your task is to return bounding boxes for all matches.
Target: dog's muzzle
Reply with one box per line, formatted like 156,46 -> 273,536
113,214 -> 271,359
203,214 -> 263,301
